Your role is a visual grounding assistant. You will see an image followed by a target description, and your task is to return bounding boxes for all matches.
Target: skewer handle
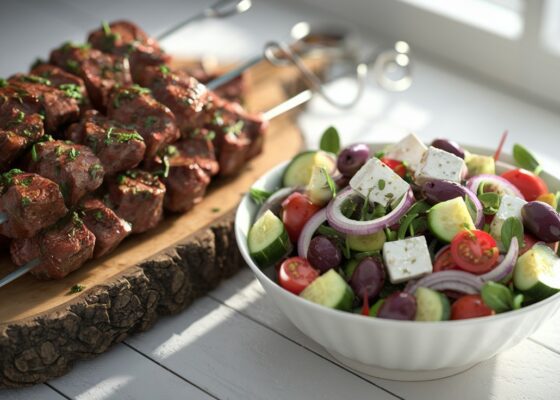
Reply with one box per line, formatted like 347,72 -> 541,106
206,55 -> 262,90
0,212 -> 6,225
157,0 -> 252,41
0,258 -> 40,289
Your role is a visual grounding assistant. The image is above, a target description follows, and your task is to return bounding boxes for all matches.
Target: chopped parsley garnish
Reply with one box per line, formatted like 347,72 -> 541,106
21,196 -> 31,207
112,85 -> 150,108
54,146 -> 64,156
94,210 -> 104,221
67,284 -> 86,294
104,127 -> 144,144
22,75 -> 51,86
30,145 -> 39,162
67,148 -> 80,161
211,207 -> 221,213
20,177 -> 33,187
159,65 -> 171,75
225,120 -> 244,137
66,59 -> 80,73
89,163 -> 103,179
212,111 -> 224,126
206,130 -> 216,141
59,83 -> 83,101
7,111 -> 26,128
102,20 -> 112,36
1,169 -> 23,186
0,78 -> 7,88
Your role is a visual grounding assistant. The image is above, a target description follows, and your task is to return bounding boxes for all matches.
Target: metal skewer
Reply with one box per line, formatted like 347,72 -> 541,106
156,0 -> 252,41
0,213 -> 6,225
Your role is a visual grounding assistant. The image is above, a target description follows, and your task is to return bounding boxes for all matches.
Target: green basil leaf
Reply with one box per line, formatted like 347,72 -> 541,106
512,293 -> 524,310
249,188 -> 272,205
513,144 -> 542,176
319,126 -> 340,154
501,217 -> 524,250
481,281 -> 513,313
478,192 -> 501,215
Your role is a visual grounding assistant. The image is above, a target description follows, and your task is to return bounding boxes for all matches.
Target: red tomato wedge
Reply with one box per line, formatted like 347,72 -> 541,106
450,230 -> 499,274
281,193 -> 321,243
278,257 -> 319,295
451,295 -> 495,320
380,157 -> 407,178
501,169 -> 548,201
433,247 -> 460,272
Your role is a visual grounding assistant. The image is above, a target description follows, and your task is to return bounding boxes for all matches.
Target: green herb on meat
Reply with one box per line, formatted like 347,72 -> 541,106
513,144 -> 542,176
19,176 -> 33,187
249,188 -> 272,205
1,169 -> 23,185
66,59 -> 80,74
67,148 -> 80,161
0,78 -> 7,88
94,210 -> 104,221
59,83 -> 83,101
159,65 -> 171,75
104,127 -> 143,144
21,196 -> 31,207
89,163 -> 103,179
319,126 -> 340,154
30,145 -> 39,162
22,75 -> 51,86
144,116 -> 158,128
225,120 -> 244,137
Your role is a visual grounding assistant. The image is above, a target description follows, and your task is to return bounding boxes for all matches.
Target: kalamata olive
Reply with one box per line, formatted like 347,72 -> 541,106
421,179 -> 468,205
377,291 -> 417,320
337,143 -> 370,177
521,201 -> 560,242
431,138 -> 465,159
349,257 -> 386,301
334,174 -> 350,190
307,236 -> 342,273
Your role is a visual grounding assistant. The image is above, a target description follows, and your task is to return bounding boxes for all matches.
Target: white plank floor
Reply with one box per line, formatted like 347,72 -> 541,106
1,0 -> 560,399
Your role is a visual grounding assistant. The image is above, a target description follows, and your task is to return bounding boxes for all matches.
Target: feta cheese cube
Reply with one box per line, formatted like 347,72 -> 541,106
350,157 -> 410,207
383,236 -> 433,284
490,194 -> 527,243
414,146 -> 467,184
385,133 -> 427,170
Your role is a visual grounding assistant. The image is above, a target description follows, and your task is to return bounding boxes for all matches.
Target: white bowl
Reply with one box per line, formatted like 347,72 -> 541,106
234,144 -> 560,381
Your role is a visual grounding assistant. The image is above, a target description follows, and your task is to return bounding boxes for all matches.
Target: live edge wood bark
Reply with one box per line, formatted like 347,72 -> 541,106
0,212 -> 243,388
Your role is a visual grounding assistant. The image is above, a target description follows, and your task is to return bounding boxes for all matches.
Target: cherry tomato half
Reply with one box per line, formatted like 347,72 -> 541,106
281,193 -> 321,243
501,169 -> 548,201
380,157 -> 407,178
450,230 -> 499,274
278,257 -> 319,294
433,246 -> 459,272
451,295 -> 495,320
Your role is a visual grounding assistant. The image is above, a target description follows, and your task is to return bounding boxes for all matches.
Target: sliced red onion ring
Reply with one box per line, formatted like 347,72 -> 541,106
404,270 -> 484,295
428,281 -> 479,295
256,187 -> 303,220
326,188 -> 415,235
466,174 -> 524,199
297,208 -> 328,259
480,237 -> 519,282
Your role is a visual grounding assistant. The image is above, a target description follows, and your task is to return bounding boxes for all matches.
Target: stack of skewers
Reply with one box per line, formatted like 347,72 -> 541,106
0,20 -> 267,282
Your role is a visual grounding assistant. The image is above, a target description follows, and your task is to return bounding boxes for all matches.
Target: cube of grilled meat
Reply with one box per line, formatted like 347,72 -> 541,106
138,66 -> 266,176
136,65 -> 210,133
26,140 -> 104,207
67,110 -> 146,175
145,136 -> 217,213
107,170 -> 165,234
79,197 -> 131,258
7,75 -> 82,133
0,170 -> 67,239
87,20 -> 170,82
174,130 -> 219,177
30,64 -> 91,111
107,85 -> 179,158
0,105 -> 44,170
49,42 -> 132,112
11,212 -> 95,280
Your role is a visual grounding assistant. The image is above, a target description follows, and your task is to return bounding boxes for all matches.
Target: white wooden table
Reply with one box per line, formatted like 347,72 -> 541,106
1,1 -> 560,399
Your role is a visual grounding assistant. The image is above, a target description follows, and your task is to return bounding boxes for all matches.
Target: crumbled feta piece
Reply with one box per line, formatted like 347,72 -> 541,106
383,236 -> 433,284
490,194 -> 527,243
414,146 -> 467,184
350,157 -> 410,207
385,133 -> 427,170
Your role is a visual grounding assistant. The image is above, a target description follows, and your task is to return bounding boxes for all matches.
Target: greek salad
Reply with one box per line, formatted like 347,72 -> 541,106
247,128 -> 560,321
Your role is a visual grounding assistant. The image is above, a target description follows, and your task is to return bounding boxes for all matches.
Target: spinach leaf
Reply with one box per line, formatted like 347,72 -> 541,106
478,192 -> 501,215
513,144 -> 542,176
481,281 -> 513,313
249,188 -> 272,205
501,217 -> 524,250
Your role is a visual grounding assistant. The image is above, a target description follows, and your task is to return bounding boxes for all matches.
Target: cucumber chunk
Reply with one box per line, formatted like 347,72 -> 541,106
414,287 -> 450,321
514,243 -> 560,301
306,166 -> 334,206
282,151 -> 336,187
300,269 -> 354,310
465,153 -> 496,176
428,197 -> 475,242
248,210 -> 291,267
347,231 -> 386,252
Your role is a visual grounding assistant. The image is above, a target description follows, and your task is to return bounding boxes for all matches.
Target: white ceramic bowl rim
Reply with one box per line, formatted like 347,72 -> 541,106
235,144 -> 560,329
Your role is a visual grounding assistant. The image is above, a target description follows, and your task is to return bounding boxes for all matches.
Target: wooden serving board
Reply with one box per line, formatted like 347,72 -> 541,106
0,59 -> 317,388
